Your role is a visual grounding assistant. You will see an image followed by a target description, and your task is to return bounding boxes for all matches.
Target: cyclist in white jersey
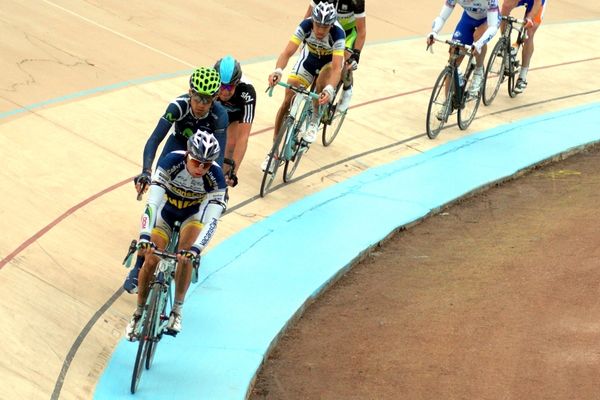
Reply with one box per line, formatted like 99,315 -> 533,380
427,0 -> 501,95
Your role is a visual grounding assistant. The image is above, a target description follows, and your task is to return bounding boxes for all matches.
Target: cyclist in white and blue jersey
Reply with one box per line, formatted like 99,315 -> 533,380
427,0 -> 501,95
125,130 -> 227,340
124,67 -> 227,295
263,2 -> 345,171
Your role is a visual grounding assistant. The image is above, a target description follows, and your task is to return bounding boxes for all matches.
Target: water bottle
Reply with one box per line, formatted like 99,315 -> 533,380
510,44 -> 518,62
457,70 -> 464,87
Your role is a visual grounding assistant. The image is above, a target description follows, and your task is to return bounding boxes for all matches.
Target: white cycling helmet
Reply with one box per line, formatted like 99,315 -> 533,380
187,130 -> 220,162
312,2 -> 337,26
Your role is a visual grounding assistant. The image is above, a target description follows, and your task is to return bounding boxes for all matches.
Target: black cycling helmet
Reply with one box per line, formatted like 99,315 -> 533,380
214,55 -> 242,85
187,130 -> 220,162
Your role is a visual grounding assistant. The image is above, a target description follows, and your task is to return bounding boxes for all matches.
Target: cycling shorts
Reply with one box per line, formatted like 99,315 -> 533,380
452,11 -> 488,46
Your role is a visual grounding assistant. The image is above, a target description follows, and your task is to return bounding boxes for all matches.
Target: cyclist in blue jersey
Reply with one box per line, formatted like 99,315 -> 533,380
124,67 -> 227,295
427,0 -> 501,96
125,130 -> 227,340
304,0 -> 367,113
214,56 -> 257,187
501,0 -> 546,93
263,2 -> 345,171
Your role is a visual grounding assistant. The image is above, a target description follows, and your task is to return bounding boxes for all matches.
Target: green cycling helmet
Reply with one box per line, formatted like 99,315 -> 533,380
189,67 -> 221,96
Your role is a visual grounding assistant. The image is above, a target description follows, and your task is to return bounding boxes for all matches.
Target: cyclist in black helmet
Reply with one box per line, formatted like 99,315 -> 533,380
214,55 -> 257,187
124,67 -> 228,295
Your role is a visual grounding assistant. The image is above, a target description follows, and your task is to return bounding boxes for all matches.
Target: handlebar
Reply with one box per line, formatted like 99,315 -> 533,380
266,81 -> 320,99
427,36 -> 474,54
122,239 -> 199,268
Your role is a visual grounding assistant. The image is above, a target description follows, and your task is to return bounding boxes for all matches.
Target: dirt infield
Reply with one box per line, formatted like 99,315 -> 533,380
251,144 -> 600,399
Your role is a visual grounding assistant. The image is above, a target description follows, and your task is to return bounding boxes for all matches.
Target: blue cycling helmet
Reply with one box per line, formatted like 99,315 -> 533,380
187,130 -> 220,162
214,56 -> 242,85
312,2 -> 337,26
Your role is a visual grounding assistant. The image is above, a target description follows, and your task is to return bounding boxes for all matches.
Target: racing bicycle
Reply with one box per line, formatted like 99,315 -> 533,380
483,12 -> 529,105
123,221 -> 199,393
426,37 -> 482,139
261,81 -> 321,197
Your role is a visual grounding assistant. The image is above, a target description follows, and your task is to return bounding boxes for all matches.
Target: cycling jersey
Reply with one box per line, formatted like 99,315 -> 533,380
291,18 -> 346,58
310,0 -> 366,32
140,150 -> 227,253
215,77 -> 256,125
142,95 -> 228,171
432,0 -> 500,49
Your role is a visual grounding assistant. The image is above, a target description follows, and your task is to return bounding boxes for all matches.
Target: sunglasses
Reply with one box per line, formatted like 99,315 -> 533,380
220,84 -> 236,91
190,92 -> 214,104
188,155 -> 213,169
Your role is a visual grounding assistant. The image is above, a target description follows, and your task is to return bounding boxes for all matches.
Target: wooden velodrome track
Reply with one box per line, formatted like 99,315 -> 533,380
0,0 -> 598,398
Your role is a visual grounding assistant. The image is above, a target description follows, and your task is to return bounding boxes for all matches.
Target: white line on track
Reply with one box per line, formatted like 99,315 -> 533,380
43,0 -> 195,68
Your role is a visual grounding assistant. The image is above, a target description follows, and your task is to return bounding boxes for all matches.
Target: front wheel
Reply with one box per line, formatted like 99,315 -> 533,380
507,46 -> 521,98
260,117 -> 291,197
426,66 -> 453,139
458,60 -> 482,130
131,303 -> 153,393
145,283 -> 167,370
321,82 -> 346,146
284,115 -> 307,182
483,38 -> 507,106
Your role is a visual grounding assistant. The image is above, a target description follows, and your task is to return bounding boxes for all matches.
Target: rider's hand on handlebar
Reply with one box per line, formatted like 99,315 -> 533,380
226,171 -> 239,187
177,249 -> 197,265
347,49 -> 360,71
138,239 -> 156,255
319,84 -> 335,105
268,68 -> 283,88
524,16 -> 533,29
134,171 -> 151,195
426,32 -> 437,46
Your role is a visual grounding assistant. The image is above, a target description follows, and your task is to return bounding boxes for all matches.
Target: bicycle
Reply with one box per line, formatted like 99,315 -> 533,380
320,48 -> 355,147
483,12 -> 529,105
122,221 -> 199,393
260,81 -> 321,197
426,37 -> 482,139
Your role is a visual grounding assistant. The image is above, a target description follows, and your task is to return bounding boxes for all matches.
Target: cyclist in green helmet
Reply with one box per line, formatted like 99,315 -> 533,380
124,66 -> 228,295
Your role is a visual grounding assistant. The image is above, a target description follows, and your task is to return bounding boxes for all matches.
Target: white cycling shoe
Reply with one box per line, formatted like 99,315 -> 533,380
337,87 -> 353,113
301,123 -> 318,143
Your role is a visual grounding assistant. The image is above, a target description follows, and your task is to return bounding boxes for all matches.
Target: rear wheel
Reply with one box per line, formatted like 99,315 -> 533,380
483,39 -> 507,106
321,82 -> 346,147
426,66 -> 453,139
260,117 -> 291,197
458,60 -> 482,130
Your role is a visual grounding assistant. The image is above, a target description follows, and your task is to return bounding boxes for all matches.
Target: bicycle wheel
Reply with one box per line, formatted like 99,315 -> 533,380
458,61 -> 482,130
284,114 -> 308,182
145,283 -> 167,370
507,44 -> 520,98
131,301 -> 154,393
321,82 -> 346,147
260,117 -> 290,197
483,38 -> 507,106
426,66 -> 453,139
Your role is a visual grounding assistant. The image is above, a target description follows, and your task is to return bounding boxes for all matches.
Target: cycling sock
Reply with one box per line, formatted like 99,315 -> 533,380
343,83 -> 353,91
520,67 -> 528,81
172,301 -> 184,315
135,303 -> 144,315
474,66 -> 484,75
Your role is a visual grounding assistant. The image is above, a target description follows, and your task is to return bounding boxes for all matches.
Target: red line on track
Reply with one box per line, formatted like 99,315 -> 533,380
2,56 -> 598,271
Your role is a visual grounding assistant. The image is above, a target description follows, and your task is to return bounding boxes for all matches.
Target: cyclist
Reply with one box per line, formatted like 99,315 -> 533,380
125,130 -> 227,340
123,67 -> 227,295
214,55 -> 257,187
262,2 -> 345,171
500,0 -> 546,94
426,0 -> 501,98
303,0 -> 366,113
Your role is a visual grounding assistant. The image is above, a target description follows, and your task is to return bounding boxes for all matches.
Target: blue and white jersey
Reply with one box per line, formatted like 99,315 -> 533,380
291,18 -> 346,57
139,151 -> 227,241
446,0 -> 499,20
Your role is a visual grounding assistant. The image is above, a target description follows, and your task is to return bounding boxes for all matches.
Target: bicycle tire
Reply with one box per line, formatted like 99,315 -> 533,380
507,45 -> 520,98
284,113 -> 308,182
483,38 -> 507,106
458,60 -> 482,130
426,66 -> 453,139
145,282 -> 167,370
131,304 -> 153,393
259,117 -> 290,197
321,81 -> 346,147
